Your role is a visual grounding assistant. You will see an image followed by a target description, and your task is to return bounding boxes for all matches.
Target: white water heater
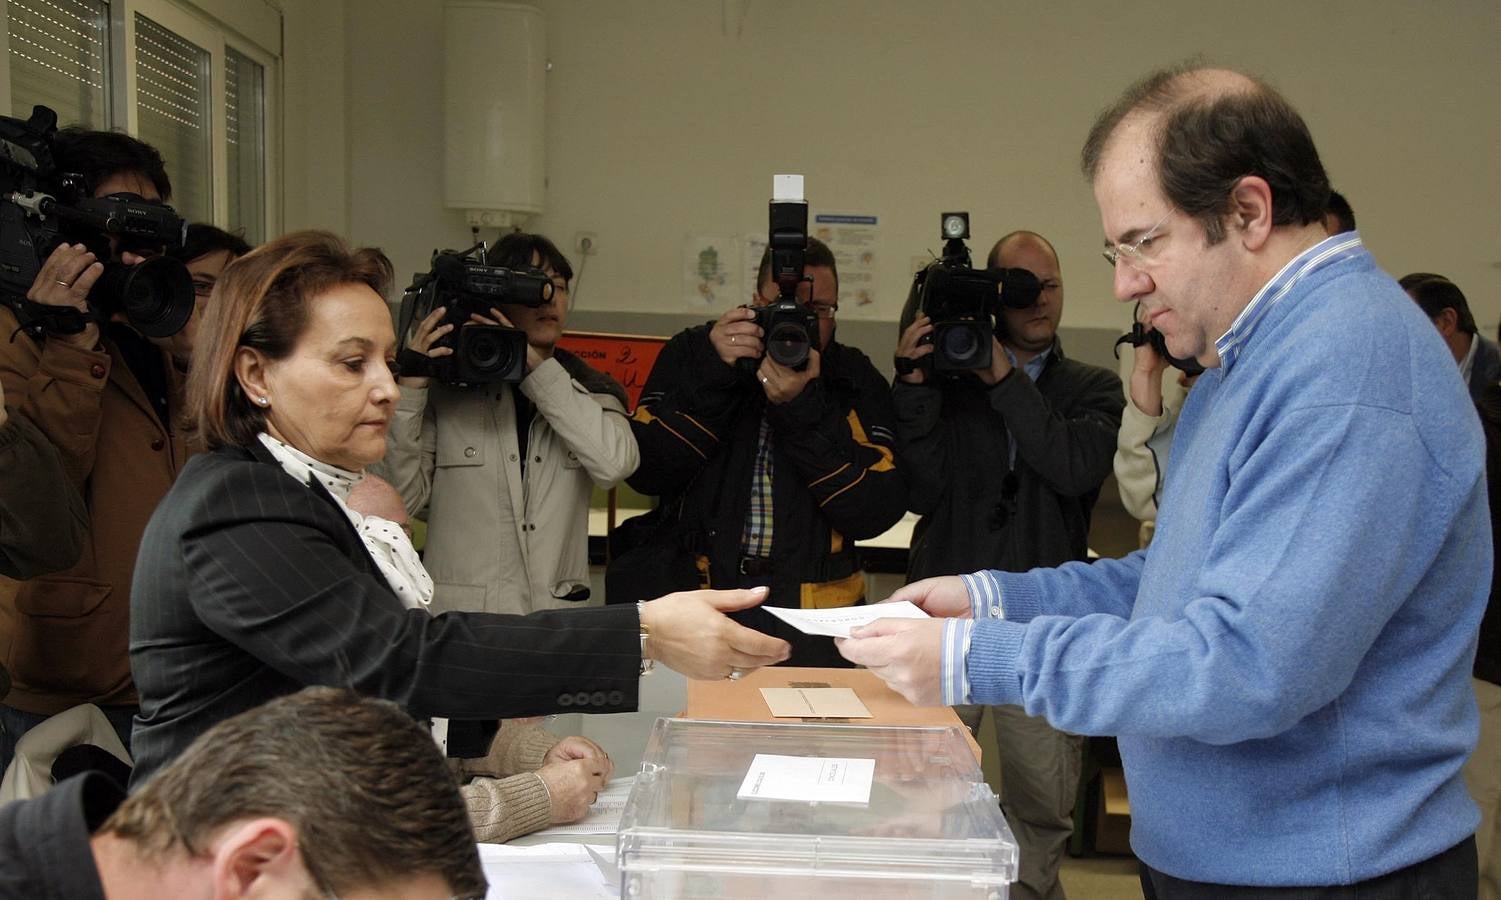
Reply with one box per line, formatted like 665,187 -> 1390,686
443,1 -> 546,226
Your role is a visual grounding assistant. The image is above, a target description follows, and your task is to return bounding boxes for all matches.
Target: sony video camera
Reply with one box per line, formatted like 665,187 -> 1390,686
0,105 -> 193,339
744,173 -> 818,372
397,242 -> 555,385
908,212 -> 1042,371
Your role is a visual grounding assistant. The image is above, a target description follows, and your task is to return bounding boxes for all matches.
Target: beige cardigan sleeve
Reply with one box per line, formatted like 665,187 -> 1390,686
454,721 -> 564,842
1113,351 -> 1189,523
1114,398 -> 1172,522
460,720 -> 562,779
462,773 -> 554,843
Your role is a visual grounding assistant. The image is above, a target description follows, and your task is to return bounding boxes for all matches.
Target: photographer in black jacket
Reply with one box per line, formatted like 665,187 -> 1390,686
629,238 -> 906,666
893,230 -> 1122,900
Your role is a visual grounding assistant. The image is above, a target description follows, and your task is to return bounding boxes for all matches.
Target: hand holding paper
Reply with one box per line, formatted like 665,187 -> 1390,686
886,575 -> 976,619
835,617 -> 948,707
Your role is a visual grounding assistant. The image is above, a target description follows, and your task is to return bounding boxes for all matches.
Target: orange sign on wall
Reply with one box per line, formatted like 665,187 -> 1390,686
555,331 -> 670,412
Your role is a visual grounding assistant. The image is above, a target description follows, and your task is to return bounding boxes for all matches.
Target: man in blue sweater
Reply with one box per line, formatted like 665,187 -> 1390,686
839,64 -> 1484,896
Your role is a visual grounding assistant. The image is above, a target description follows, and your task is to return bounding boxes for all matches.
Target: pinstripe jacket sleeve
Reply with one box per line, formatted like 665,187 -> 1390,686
128,441 -> 639,784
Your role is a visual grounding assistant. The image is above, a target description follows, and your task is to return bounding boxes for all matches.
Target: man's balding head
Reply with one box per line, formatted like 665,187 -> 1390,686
986,231 -> 1059,272
1081,63 -> 1330,245
988,230 -> 1065,358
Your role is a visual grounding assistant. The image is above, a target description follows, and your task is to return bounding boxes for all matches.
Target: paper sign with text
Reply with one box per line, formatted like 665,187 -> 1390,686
555,332 -> 670,412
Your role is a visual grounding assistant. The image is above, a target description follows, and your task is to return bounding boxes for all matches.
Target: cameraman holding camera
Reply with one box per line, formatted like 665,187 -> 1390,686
380,232 -> 638,615
0,127 -> 186,771
892,230 -> 1121,900
627,237 -> 906,666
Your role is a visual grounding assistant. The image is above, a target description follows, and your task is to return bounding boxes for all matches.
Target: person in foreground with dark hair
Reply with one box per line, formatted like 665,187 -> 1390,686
841,64 -> 1484,896
380,231 -> 636,615
1401,272 -> 1500,400
128,229 -> 789,784
627,237 -> 906,666
0,686 -> 487,899
0,127 -> 183,772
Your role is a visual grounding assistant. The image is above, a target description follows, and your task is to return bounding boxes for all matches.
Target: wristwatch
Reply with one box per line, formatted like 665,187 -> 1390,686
637,601 -> 654,676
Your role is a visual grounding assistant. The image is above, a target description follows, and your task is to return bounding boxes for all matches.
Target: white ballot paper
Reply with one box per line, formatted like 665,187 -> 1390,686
762,600 -> 929,638
479,842 -> 614,899
530,775 -> 635,836
737,753 -> 875,805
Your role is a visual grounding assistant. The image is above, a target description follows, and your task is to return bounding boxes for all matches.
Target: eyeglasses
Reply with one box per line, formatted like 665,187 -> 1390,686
756,292 -> 838,319
1102,208 -> 1175,270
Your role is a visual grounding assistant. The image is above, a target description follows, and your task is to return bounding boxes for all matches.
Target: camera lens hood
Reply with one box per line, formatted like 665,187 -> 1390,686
93,255 -> 195,338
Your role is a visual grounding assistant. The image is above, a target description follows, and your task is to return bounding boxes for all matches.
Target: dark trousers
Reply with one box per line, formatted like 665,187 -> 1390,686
1139,835 -> 1477,900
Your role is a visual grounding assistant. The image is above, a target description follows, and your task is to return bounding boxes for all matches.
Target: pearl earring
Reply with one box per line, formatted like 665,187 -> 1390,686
257,396 -> 270,407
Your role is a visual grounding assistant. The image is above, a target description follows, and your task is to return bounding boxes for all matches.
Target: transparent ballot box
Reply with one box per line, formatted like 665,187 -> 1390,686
616,718 -> 1017,899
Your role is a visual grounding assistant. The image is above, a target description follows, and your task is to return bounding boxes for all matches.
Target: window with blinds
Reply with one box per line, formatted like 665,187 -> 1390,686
6,0 -> 111,129
133,13 -> 210,222
226,46 -> 264,243
4,3 -> 275,236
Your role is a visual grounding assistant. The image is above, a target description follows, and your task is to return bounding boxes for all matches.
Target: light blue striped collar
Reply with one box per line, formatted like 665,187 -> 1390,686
1214,232 -> 1365,372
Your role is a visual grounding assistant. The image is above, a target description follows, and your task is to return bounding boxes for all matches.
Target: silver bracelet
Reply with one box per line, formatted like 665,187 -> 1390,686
637,600 -> 654,675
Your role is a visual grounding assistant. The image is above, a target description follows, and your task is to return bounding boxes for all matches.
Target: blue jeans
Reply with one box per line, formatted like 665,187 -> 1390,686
0,703 -> 136,775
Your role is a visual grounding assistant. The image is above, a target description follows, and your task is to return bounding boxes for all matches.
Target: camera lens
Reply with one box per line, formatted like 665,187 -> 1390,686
455,323 -> 526,383
766,321 -> 810,368
940,324 -> 981,365
90,256 -> 195,338
933,321 -> 992,371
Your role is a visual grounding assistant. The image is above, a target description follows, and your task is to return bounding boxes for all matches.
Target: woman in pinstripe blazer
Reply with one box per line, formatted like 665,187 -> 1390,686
127,231 -> 788,784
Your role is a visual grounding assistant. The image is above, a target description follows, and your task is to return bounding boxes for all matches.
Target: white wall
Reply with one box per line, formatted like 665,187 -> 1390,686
280,0 -> 349,236
297,0 -> 1501,334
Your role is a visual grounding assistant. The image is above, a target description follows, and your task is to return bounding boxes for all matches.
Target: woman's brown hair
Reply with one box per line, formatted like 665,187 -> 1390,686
187,230 -> 393,450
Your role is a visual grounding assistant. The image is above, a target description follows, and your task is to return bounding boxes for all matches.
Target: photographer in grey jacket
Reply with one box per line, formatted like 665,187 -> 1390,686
380,232 -> 637,615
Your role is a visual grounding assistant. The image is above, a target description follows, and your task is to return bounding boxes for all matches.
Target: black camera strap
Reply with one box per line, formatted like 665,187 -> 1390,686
5,296 -> 91,336
395,347 -> 433,379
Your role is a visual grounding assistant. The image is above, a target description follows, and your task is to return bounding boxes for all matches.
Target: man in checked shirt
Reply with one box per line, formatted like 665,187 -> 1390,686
628,237 -> 906,666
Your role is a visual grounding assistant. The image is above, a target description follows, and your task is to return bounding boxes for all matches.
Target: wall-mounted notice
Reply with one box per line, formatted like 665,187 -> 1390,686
813,213 -> 880,315
683,234 -> 740,309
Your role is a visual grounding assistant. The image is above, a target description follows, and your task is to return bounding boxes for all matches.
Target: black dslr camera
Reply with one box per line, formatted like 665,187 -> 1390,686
0,105 -> 193,339
744,174 -> 818,372
397,242 -> 554,385
908,212 -> 1042,371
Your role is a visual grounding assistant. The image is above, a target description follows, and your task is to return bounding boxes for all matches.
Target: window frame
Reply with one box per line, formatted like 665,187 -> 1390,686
1,0 -> 280,239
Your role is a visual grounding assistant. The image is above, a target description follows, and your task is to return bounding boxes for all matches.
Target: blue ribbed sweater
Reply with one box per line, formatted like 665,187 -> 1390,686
967,238 -> 1486,885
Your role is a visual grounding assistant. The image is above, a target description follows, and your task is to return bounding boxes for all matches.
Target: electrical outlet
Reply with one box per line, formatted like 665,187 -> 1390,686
575,231 -> 598,256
